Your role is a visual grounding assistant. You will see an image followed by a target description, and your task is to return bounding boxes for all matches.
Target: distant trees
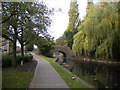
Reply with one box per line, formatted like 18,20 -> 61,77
55,35 -> 67,46
36,36 -> 55,57
64,0 -> 80,49
72,2 -> 120,60
25,43 -> 34,51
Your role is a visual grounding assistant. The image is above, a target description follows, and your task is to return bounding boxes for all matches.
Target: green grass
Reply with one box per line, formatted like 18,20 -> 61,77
36,53 -> 89,88
2,68 -> 34,88
2,59 -> 37,89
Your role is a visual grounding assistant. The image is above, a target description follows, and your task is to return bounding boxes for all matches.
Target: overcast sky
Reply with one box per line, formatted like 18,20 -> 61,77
40,0 -> 87,40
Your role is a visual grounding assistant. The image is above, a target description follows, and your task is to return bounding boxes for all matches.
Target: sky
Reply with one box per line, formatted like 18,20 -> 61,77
40,0 -> 88,40
16,0 -> 87,47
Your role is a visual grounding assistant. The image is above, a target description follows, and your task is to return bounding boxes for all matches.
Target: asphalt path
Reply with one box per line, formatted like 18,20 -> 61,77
29,53 -> 69,88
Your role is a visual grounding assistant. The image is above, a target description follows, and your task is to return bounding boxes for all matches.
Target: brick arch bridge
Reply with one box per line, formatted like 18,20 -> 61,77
54,45 -> 74,63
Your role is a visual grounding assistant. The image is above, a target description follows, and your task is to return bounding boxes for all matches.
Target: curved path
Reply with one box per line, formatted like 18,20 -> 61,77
29,53 -> 69,88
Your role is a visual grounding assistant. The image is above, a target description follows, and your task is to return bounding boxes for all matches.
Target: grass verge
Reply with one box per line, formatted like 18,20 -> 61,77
2,70 -> 33,88
2,60 -> 37,88
36,53 -> 89,88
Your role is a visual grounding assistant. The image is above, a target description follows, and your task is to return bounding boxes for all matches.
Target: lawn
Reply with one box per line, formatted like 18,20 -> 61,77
2,70 -> 33,88
36,53 -> 90,88
2,60 -> 37,88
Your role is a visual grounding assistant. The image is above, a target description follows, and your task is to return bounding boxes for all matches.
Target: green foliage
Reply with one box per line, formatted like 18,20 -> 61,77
2,54 -> 33,67
36,36 -> 55,57
23,54 -> 33,62
2,56 -> 12,67
55,35 -> 67,46
2,2 -> 52,59
25,44 -> 34,51
64,0 -> 80,49
16,54 -> 33,63
73,2 -> 120,60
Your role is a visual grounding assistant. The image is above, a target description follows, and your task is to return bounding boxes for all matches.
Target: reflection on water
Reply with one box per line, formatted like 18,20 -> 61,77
67,59 -> 120,88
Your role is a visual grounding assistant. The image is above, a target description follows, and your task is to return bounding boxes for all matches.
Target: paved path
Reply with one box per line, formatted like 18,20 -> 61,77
29,53 -> 69,88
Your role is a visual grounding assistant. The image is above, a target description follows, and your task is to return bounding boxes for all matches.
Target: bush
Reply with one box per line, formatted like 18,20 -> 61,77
23,54 -> 33,62
39,49 -> 54,58
2,54 -> 33,68
16,55 -> 23,64
2,56 -> 12,67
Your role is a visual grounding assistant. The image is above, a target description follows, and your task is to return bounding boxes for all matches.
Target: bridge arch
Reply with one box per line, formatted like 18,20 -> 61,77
54,45 -> 74,63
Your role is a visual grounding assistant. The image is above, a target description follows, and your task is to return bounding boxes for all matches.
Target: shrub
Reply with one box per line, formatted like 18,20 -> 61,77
23,54 -> 33,62
2,54 -> 33,68
16,55 -> 23,64
2,56 -> 12,67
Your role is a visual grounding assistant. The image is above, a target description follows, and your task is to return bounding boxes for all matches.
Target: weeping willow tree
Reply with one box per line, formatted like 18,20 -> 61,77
73,2 -> 120,60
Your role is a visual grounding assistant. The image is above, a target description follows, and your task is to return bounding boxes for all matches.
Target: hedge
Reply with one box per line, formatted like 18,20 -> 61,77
2,54 -> 33,68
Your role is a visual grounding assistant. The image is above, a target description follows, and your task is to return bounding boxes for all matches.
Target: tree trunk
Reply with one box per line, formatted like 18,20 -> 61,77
21,43 -> 24,57
12,36 -> 16,67
20,28 -> 24,57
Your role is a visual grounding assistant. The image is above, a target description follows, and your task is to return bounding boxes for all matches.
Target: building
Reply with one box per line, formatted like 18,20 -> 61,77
0,37 -> 9,56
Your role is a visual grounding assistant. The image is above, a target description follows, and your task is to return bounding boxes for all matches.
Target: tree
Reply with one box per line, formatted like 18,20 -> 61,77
2,2 -> 20,66
72,2 -> 120,60
2,24 -> 18,67
55,35 -> 67,46
2,2 -> 31,66
64,0 -> 80,49
36,36 -> 55,57
25,43 -> 34,51
13,2 -> 51,57
2,2 -> 52,66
